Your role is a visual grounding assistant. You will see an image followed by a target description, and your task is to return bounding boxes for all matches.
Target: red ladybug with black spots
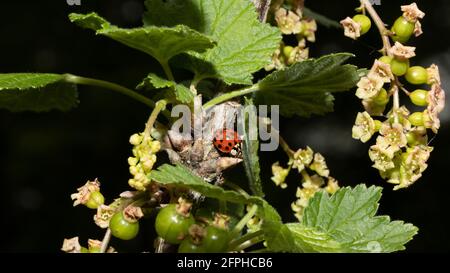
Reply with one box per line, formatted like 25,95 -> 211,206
213,128 -> 242,156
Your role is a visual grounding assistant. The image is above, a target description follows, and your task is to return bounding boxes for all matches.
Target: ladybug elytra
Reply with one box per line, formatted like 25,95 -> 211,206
213,129 -> 242,156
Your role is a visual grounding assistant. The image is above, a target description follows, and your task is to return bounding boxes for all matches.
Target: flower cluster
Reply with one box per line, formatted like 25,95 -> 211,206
266,3 -> 317,71
346,3 -> 445,190
128,132 -> 161,191
271,146 -> 339,220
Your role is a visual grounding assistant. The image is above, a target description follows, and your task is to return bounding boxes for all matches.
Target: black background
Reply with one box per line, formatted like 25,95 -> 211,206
0,0 -> 449,252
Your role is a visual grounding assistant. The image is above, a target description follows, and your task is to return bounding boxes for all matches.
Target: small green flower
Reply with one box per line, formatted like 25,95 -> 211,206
291,146 -> 314,172
376,123 -> 407,157
352,111 -> 376,143
309,153 -> 330,177
369,145 -> 395,171
271,162 -> 290,189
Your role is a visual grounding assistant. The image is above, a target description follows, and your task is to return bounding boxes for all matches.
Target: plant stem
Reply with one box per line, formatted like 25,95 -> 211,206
224,181 -> 250,197
360,0 -> 400,121
279,135 -> 295,157
360,0 -> 392,56
231,204 -> 258,237
234,235 -> 265,252
100,228 -> 112,253
64,74 -> 156,108
203,85 -> 259,110
229,230 -> 264,251
144,100 -> 167,137
160,60 -> 175,82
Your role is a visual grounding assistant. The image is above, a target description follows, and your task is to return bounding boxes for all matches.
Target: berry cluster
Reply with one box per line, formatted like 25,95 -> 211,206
265,0 -> 317,70
271,146 -> 339,220
342,2 -> 445,190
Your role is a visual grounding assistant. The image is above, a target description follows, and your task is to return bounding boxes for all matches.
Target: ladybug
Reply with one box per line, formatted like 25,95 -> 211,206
213,128 -> 242,156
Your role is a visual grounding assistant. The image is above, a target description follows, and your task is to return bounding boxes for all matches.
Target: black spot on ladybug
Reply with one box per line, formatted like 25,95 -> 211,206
217,144 -> 223,149
228,143 -> 233,147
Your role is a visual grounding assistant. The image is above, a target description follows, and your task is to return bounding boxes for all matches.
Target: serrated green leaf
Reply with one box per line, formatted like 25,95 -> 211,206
285,224 -> 342,253
149,164 -> 260,204
0,73 -> 65,90
255,53 -> 360,117
303,8 -> 342,29
301,185 -> 418,253
69,12 -> 215,64
240,98 -> 263,196
0,74 -> 78,112
137,73 -> 194,103
144,0 -> 281,85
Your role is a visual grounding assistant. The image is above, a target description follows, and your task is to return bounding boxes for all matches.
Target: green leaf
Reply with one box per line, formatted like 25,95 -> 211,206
137,73 -> 194,103
149,164 -> 260,204
285,224 -> 342,253
301,185 -> 418,252
303,8 -> 342,29
144,0 -> 281,85
69,12 -> 215,64
255,53 -> 360,117
240,98 -> 263,196
0,73 -> 78,112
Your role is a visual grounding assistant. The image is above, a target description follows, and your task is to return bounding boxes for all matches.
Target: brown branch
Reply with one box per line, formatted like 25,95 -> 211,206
251,0 -> 272,22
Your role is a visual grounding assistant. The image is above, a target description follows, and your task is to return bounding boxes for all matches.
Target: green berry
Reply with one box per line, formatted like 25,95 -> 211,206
353,14 -> 372,35
379,56 -> 393,65
109,212 -> 139,240
408,112 -> 424,127
155,204 -> 195,244
391,58 -> 410,76
85,191 -> 105,209
178,238 -> 205,253
373,88 -> 389,106
391,16 -> 414,42
410,89 -> 429,107
405,66 -> 428,85
201,226 -> 230,253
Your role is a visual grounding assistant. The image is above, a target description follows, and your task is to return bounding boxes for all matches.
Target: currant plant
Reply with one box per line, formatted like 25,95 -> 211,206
1,0 -> 442,253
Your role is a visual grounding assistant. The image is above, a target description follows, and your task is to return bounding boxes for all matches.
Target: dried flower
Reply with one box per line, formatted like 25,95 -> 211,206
265,47 -> 284,71
275,8 -> 302,34
61,237 -> 82,253
301,19 -> 317,42
388,42 -> 416,60
414,20 -> 423,37
94,204 -> 116,228
70,178 -> 101,207
123,205 -> 144,222
427,84 -> 445,114
369,60 -> 394,83
356,76 -> 384,100
340,17 -> 361,40
352,111 -> 377,143
401,3 -> 425,23
287,40 -> 309,65
427,64 -> 441,85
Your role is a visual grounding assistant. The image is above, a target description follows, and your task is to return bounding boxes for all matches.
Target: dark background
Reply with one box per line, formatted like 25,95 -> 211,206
0,0 -> 449,252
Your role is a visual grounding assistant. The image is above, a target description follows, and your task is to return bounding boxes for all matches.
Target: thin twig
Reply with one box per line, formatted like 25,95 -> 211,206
100,228 -> 112,253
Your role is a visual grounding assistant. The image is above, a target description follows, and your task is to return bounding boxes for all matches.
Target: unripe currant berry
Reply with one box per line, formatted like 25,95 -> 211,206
405,66 -> 428,85
178,238 -> 204,253
391,16 -> 414,42
408,112 -> 424,127
373,88 -> 389,106
283,46 -> 294,59
409,89 -> 429,107
391,58 -> 410,76
85,191 -> 105,209
155,204 -> 195,244
379,56 -> 393,65
352,14 -> 372,35
109,212 -> 140,240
